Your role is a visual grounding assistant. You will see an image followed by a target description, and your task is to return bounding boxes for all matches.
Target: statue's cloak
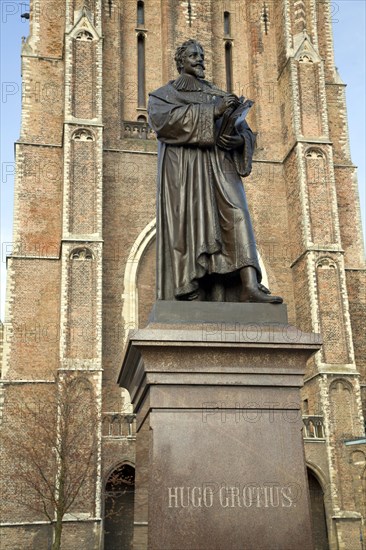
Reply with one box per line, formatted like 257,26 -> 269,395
148,74 -> 261,300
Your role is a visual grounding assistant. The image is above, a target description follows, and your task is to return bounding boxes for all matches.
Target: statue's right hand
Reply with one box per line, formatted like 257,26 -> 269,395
214,94 -> 238,118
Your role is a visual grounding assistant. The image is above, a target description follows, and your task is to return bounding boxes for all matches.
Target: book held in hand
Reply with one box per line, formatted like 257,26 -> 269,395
217,97 -> 254,148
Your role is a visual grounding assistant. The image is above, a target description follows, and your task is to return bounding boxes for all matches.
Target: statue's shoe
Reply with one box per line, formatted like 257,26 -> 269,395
240,288 -> 283,304
180,289 -> 204,301
258,283 -> 271,295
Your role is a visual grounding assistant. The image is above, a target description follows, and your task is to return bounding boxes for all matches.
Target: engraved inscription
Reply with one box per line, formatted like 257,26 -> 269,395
168,484 -> 296,509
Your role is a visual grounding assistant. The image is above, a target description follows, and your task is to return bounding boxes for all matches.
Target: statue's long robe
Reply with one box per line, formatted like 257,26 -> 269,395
148,75 -> 261,300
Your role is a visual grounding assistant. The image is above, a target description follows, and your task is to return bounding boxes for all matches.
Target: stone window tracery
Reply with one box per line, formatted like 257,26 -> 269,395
72,129 -> 95,142
71,248 -> 94,261
330,379 -> 352,393
317,257 -> 336,270
299,54 -> 313,64
306,149 -> 325,159
75,30 -> 94,42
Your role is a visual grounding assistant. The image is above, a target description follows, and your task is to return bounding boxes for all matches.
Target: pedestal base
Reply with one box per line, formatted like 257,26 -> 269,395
149,300 -> 288,324
118,306 -> 321,550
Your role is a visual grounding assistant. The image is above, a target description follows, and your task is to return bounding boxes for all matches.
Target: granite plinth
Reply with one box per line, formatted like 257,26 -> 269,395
118,305 -> 321,550
149,300 -> 288,324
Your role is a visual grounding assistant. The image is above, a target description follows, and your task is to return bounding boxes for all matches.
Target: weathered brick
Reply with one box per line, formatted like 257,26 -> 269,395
1,1 -> 365,549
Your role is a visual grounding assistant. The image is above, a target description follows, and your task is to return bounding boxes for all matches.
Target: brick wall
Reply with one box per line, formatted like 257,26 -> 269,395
1,1 -> 365,549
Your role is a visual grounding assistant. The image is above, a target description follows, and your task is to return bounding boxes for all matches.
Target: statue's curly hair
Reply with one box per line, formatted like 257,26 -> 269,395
175,39 -> 204,74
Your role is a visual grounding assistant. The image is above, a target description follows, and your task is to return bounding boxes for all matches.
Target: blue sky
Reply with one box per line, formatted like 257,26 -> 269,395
0,0 -> 365,318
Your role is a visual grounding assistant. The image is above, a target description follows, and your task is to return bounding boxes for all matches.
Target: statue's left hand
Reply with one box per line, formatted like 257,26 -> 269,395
218,134 -> 244,150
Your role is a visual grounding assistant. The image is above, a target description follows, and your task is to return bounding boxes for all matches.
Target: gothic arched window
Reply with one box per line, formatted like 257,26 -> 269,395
225,41 -> 233,93
137,1 -> 144,26
137,33 -> 146,107
224,11 -> 231,36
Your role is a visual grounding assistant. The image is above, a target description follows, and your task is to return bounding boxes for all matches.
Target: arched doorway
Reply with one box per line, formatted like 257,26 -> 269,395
104,464 -> 135,550
307,469 -> 329,550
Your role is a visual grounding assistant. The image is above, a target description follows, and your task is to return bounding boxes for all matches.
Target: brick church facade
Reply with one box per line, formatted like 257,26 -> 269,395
0,1 -> 365,548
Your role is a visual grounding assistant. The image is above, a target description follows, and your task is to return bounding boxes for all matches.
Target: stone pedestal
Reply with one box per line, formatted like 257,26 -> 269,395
118,303 -> 321,550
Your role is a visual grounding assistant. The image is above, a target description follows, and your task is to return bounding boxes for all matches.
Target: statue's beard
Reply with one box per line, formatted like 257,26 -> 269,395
193,65 -> 205,78
182,65 -> 205,79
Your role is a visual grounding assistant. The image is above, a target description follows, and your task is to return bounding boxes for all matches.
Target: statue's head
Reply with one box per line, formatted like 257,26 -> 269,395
175,39 -> 205,78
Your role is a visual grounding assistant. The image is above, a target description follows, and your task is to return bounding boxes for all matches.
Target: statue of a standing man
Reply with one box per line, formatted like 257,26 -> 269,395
148,39 -> 282,304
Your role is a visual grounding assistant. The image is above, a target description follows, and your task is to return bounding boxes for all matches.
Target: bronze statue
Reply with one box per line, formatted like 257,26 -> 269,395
148,39 -> 282,304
